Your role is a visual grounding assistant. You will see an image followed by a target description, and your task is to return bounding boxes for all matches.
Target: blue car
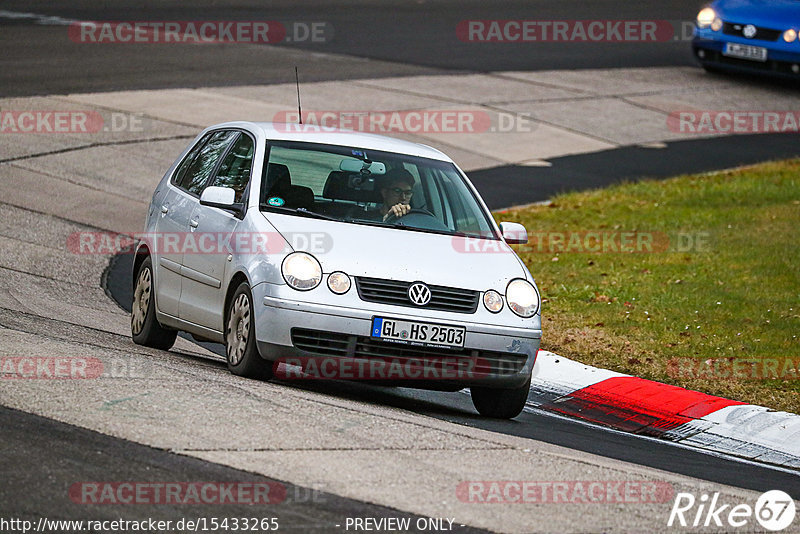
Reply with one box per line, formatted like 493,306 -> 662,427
693,0 -> 800,78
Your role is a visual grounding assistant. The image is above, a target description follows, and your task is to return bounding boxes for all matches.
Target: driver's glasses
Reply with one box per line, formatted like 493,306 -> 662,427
390,187 -> 413,197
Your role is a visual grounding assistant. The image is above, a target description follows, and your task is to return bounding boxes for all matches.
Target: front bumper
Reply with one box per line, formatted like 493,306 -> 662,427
252,282 -> 540,389
693,34 -> 800,78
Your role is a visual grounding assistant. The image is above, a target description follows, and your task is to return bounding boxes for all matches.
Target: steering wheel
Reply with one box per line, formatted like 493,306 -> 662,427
383,208 -> 452,232
383,208 -> 436,224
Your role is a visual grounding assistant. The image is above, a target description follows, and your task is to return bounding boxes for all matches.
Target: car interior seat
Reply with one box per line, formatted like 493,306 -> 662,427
264,163 -> 314,209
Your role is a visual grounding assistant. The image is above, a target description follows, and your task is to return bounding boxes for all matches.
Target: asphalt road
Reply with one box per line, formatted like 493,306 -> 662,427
469,132 -> 800,208
3,1 -> 799,530
0,405 -> 489,533
0,0 -> 702,96
103,251 -> 800,501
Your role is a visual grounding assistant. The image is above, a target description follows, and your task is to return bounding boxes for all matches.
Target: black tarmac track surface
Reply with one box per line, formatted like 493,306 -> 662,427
104,252 -> 800,501
2,0 -> 702,97
4,1 -> 800,527
0,406 -> 491,532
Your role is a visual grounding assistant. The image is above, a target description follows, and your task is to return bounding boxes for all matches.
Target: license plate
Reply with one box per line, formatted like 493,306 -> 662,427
723,42 -> 767,62
371,317 -> 466,349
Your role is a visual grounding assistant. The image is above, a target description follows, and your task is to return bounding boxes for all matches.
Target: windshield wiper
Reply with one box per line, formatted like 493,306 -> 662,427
261,206 -> 494,238
261,205 -> 340,222
294,207 -> 341,221
383,222 -> 497,239
384,223 -> 451,236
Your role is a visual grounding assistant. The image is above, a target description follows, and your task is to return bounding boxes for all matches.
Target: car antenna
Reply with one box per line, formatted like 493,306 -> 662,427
295,66 -> 303,124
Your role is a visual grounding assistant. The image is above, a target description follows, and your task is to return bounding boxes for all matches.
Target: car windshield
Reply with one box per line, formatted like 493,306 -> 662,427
260,140 -> 499,239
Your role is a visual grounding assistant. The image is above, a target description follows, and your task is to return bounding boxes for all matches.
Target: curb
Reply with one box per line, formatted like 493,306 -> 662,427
527,351 -> 800,470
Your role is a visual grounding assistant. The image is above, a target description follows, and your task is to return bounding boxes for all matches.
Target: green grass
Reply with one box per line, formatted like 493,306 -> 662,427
494,159 -> 800,413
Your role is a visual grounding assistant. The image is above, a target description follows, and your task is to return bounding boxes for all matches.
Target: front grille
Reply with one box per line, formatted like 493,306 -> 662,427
355,277 -> 479,314
290,328 -> 526,377
722,22 -> 781,42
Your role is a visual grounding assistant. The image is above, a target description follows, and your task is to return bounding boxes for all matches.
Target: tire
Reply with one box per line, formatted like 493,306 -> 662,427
225,282 -> 273,380
131,256 -> 177,350
470,374 -> 532,419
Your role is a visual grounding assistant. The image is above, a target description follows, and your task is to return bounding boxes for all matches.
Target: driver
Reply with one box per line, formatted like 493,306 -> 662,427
376,168 -> 415,221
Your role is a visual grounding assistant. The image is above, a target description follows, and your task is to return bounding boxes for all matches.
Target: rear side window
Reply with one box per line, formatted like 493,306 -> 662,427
178,130 -> 239,196
209,133 -> 255,203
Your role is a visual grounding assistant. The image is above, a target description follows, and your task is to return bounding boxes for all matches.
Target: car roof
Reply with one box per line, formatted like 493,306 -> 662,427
209,121 -> 453,162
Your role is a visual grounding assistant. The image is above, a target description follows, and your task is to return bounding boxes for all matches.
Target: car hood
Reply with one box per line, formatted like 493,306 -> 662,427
263,213 -> 528,291
713,0 -> 800,27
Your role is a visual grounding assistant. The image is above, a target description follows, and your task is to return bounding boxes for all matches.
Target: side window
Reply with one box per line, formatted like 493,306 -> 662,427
178,130 -> 239,196
210,133 -> 254,203
171,133 -> 211,187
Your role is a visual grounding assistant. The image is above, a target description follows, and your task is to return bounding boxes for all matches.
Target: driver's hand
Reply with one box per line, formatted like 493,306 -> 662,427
384,203 -> 411,221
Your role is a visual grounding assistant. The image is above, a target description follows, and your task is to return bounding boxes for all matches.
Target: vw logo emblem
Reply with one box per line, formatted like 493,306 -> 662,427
408,282 -> 432,306
743,24 -> 757,38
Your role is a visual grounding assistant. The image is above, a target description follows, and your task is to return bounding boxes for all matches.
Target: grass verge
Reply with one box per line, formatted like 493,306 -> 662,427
495,159 -> 800,413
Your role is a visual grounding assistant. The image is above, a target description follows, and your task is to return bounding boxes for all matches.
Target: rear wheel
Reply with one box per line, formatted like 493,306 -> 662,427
131,257 -> 177,350
470,374 -> 531,419
226,282 -> 273,380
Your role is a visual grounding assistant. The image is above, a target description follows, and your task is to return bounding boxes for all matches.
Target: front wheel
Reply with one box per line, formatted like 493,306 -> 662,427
225,282 -> 273,380
470,375 -> 531,419
131,256 -> 177,350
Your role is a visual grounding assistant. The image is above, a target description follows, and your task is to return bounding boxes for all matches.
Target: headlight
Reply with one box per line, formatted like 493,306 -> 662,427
696,7 -> 716,28
327,271 -> 351,294
506,279 -> 540,318
281,252 -> 322,291
483,290 -> 504,313
784,29 -> 798,42
711,18 -> 723,31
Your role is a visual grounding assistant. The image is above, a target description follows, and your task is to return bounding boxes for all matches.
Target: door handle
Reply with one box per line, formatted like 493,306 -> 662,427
189,219 -> 199,228
161,205 -> 169,214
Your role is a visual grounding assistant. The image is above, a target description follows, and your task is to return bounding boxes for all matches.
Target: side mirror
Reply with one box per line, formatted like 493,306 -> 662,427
499,222 -> 528,244
200,186 -> 241,212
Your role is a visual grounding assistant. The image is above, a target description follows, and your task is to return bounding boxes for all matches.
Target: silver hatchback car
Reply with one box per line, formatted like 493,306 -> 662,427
132,122 -> 541,418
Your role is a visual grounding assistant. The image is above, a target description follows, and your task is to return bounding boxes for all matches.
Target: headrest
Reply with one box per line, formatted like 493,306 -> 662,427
266,163 -> 291,191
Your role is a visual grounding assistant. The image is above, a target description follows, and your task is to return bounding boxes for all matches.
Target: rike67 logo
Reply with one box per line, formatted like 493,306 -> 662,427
668,490 -> 796,531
